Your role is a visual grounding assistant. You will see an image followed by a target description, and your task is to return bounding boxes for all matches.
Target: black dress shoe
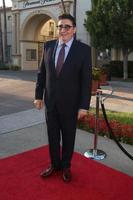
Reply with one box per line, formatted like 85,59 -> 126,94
62,168 -> 71,182
40,165 -> 60,177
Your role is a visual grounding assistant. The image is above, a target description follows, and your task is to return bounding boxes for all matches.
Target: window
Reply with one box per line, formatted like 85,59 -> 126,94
26,49 -> 36,61
8,16 -> 12,21
49,22 -> 54,36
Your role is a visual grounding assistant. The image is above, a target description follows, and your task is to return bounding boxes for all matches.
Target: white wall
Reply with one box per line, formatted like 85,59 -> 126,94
20,41 -> 38,70
76,0 -> 91,44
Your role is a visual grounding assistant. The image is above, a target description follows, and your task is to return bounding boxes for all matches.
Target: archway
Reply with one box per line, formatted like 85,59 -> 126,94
20,12 -> 57,70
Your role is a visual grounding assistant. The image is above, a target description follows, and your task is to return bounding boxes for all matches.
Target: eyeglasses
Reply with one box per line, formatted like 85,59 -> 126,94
56,24 -> 73,31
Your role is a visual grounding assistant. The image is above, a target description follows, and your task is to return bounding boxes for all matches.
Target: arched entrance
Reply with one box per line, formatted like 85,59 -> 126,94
20,12 -> 57,70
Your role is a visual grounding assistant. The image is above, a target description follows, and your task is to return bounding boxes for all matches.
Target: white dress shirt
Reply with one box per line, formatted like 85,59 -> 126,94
55,37 -> 74,67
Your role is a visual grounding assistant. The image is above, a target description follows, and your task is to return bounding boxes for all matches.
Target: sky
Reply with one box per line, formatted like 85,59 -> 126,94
0,0 -> 12,7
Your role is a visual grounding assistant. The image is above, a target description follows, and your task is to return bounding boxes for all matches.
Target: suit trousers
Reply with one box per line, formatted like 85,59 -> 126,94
45,106 -> 77,169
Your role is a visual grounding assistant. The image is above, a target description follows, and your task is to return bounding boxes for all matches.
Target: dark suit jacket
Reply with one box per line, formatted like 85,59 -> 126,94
35,39 -> 92,114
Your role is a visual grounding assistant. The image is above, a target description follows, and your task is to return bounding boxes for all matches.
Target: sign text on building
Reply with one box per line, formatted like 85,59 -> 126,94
23,0 -> 57,8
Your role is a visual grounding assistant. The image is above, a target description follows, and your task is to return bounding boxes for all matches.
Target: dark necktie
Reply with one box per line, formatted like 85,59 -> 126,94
56,43 -> 66,76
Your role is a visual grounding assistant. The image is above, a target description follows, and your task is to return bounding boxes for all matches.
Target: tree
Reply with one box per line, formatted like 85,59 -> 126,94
84,0 -> 133,79
61,0 -> 66,13
73,0 -> 77,39
0,11 -> 4,62
2,0 -> 8,63
73,0 -> 77,19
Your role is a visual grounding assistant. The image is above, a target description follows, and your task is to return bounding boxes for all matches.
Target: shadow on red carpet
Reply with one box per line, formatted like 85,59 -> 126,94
0,146 -> 133,200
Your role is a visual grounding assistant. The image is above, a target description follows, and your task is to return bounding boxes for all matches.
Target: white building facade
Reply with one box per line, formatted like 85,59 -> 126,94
10,0 -> 91,70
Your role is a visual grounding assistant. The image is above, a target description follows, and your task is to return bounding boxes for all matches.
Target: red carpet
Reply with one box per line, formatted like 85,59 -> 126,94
0,146 -> 133,200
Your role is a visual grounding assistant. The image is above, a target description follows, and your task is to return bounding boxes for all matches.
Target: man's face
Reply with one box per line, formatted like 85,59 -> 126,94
57,19 -> 76,43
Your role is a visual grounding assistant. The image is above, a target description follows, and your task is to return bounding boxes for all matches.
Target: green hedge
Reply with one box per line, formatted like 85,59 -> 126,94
0,63 -> 20,71
0,62 -> 10,70
102,61 -> 133,78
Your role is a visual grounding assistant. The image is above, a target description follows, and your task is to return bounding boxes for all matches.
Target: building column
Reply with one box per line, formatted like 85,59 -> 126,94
16,11 -> 20,55
12,12 -> 17,55
12,11 -> 21,67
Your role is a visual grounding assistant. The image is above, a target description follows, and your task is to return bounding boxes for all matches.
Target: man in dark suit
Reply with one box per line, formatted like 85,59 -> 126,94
34,14 -> 92,182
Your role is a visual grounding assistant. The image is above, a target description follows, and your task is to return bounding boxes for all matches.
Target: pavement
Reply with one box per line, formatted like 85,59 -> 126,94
0,70 -> 133,177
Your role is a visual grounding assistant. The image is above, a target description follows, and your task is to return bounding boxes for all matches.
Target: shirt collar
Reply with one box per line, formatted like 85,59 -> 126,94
58,37 -> 74,48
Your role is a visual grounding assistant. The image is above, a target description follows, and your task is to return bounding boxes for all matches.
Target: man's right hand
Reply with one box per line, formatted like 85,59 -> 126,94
34,99 -> 44,110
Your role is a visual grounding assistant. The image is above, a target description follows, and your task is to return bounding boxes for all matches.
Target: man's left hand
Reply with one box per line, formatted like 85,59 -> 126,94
77,110 -> 88,120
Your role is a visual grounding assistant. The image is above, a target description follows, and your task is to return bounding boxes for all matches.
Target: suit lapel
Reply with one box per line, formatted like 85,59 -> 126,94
59,39 -> 77,75
52,40 -> 58,63
50,40 -> 58,74
64,39 -> 77,65
50,39 -> 78,77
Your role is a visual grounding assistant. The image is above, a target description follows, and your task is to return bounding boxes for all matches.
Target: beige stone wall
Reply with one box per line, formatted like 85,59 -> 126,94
20,41 -> 38,70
